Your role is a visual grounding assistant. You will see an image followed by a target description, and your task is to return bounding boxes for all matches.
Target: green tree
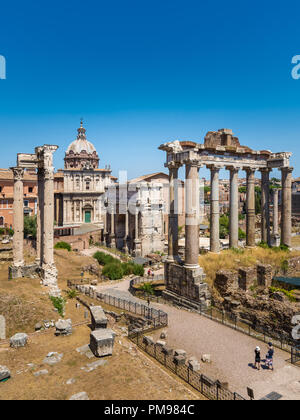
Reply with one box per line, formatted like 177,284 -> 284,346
24,215 -> 37,239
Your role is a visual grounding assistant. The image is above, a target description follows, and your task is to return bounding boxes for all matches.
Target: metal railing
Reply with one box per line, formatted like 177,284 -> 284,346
291,344 -> 300,365
128,330 -> 245,401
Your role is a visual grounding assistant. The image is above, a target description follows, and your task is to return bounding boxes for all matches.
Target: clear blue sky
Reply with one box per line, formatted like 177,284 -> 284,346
0,0 -> 300,180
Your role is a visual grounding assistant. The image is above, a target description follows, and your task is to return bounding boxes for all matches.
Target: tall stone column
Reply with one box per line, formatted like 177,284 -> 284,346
134,208 -> 142,257
245,167 -> 256,247
36,168 -> 44,265
273,188 -> 279,235
11,167 -> 24,273
42,166 -> 58,287
260,168 -> 271,245
110,205 -> 116,248
167,162 -> 180,262
123,208 -> 129,253
280,167 -> 293,247
227,166 -> 239,248
209,165 -> 220,253
184,161 -> 200,268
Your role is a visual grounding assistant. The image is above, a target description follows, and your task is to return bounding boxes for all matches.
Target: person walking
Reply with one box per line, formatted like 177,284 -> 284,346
254,346 -> 261,370
266,343 -> 274,371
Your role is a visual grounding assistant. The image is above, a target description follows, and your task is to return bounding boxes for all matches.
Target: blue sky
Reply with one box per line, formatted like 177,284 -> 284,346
0,0 -> 300,180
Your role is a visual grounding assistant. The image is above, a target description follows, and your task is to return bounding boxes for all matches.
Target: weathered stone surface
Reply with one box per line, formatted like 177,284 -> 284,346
81,359 -> 108,372
201,354 -> 211,363
43,352 -> 63,365
215,270 -> 238,296
156,340 -> 166,348
257,264 -> 273,288
188,358 -> 200,372
143,336 -> 154,346
0,365 -> 10,381
161,346 -> 173,356
89,329 -> 116,358
238,267 -> 256,291
173,355 -> 186,365
90,306 -> 108,330
174,349 -> 186,357
10,333 -> 28,348
0,315 -> 5,340
35,322 -> 42,331
34,369 -> 49,377
55,319 -> 72,336
69,392 -> 89,400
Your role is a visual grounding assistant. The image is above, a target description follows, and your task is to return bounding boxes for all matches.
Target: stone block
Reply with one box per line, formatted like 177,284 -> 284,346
257,264 -> 273,288
161,346 -> 173,356
143,336 -> 154,346
0,365 -> 10,381
90,306 -> 108,330
173,355 -> 186,365
69,392 -> 89,400
201,354 -> 211,363
89,329 -> 116,357
55,319 -> 72,336
0,315 -> 5,340
174,349 -> 186,357
155,340 -> 166,348
188,358 -> 201,372
10,333 -> 28,348
238,267 -> 256,291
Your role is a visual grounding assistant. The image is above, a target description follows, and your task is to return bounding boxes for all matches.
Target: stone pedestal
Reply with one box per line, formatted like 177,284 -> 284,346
163,261 -> 210,310
90,329 -> 116,357
90,306 -> 108,330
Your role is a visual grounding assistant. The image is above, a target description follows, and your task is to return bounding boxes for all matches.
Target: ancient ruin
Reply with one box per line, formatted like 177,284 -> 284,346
9,145 -> 59,296
159,128 -> 293,308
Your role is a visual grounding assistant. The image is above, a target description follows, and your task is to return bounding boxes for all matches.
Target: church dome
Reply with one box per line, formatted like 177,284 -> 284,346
64,121 -> 99,170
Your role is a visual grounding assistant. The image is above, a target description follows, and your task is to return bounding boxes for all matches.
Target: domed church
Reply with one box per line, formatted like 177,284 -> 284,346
54,121 -> 115,233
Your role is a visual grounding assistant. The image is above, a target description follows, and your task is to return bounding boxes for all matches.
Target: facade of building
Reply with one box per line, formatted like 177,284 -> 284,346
0,168 -> 37,228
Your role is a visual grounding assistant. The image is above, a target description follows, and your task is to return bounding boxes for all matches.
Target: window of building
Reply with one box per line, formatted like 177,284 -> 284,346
0,217 -> 4,226
24,200 -> 29,207
86,182 -> 90,190
29,187 -> 33,193
0,186 -> 2,193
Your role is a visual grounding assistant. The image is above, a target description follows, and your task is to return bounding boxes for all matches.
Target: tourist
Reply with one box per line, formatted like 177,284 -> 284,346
266,343 -> 274,371
254,346 -> 261,370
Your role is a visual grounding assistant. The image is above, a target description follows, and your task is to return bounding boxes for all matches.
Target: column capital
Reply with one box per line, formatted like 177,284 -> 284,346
207,164 -> 222,172
280,166 -> 294,174
244,166 -> 256,174
259,167 -> 272,174
10,167 -> 24,181
225,165 -> 240,173
167,161 -> 182,170
183,159 -> 202,168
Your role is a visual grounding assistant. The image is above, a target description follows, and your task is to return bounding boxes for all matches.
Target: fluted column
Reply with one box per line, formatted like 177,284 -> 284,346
167,162 -> 180,262
280,167 -> 293,247
273,188 -> 279,235
11,167 -> 24,269
227,166 -> 239,248
209,165 -> 220,253
245,167 -> 256,247
184,161 -> 200,268
260,168 -> 271,245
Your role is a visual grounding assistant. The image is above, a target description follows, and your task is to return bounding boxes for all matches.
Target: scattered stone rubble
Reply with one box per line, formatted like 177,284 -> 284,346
0,365 -> 10,381
55,319 -> 72,336
10,333 -> 28,348
69,392 -> 89,401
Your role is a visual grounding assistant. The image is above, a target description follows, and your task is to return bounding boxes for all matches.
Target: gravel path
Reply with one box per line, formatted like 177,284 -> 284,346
97,278 -> 300,400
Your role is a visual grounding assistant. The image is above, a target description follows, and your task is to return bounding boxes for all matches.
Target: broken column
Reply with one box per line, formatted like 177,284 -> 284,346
10,167 -> 24,278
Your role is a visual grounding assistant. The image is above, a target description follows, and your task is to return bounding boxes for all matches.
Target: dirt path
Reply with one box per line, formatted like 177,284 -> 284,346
97,278 -> 300,401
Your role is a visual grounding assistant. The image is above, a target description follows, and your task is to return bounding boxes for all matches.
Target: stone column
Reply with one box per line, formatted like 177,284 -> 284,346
123,208 -> 129,253
260,168 -> 271,245
227,166 -> 239,248
245,167 -> 256,247
36,167 -> 44,265
42,166 -> 58,286
11,167 -> 24,271
184,161 -> 200,268
167,162 -> 180,262
273,188 -> 279,235
134,208 -> 142,257
280,167 -> 293,247
110,205 -> 116,248
209,165 -> 220,253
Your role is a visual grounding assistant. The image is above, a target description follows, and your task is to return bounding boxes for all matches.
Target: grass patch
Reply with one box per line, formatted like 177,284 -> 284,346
269,286 -> 296,302
50,296 -> 66,317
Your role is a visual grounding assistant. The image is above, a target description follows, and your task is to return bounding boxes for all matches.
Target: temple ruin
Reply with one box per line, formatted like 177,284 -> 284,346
159,128 -> 293,308
9,145 -> 60,296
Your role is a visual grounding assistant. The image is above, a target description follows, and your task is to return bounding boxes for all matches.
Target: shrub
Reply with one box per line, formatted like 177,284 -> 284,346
50,296 -> 66,317
269,286 -> 296,302
238,228 -> 246,240
93,251 -> 117,265
102,263 -> 124,280
66,289 -> 79,299
132,264 -> 144,276
139,282 -> 155,295
24,215 -> 37,239
54,241 -> 72,252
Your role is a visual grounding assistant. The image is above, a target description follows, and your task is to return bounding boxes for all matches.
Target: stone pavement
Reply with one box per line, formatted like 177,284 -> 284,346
97,278 -> 300,400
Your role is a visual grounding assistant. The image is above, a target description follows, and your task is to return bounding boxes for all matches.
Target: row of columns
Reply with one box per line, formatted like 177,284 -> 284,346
167,161 -> 293,268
